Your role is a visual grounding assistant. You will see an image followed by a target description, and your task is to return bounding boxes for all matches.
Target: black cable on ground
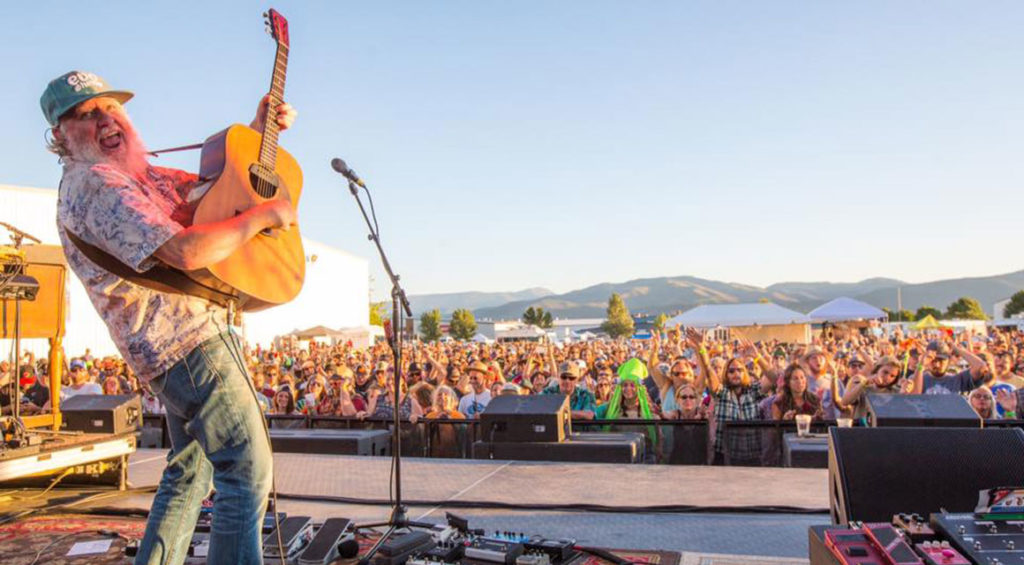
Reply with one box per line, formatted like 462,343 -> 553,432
575,545 -> 636,565
271,491 -> 828,515
0,485 -> 157,526
54,489 -> 827,517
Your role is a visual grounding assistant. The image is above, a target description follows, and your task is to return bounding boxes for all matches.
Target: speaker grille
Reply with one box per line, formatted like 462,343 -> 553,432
829,427 -> 1024,524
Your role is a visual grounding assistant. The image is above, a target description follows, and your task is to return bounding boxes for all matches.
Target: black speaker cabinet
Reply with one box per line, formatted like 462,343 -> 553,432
865,393 -> 981,427
61,394 -> 142,435
473,432 -> 645,463
268,429 -> 392,456
828,427 -> 1024,525
480,394 -> 571,443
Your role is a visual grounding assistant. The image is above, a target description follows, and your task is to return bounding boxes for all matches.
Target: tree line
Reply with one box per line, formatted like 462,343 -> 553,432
884,295 -> 997,322
403,290 -> 1023,342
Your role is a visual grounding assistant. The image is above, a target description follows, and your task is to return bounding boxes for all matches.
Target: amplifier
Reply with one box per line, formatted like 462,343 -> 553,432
864,394 -> 980,428
473,432 -> 645,463
269,429 -> 391,456
783,433 -> 829,468
61,394 -> 141,435
480,394 -> 571,443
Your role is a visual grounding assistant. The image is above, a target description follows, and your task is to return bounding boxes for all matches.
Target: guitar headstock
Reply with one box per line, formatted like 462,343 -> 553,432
264,8 -> 289,48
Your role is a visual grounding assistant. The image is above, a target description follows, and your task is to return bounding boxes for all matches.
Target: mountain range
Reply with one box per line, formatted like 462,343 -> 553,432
408,287 -> 552,316
408,270 -> 1024,320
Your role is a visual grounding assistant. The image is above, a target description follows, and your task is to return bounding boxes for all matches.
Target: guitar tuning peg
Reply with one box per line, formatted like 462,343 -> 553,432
266,26 -> 272,34
263,11 -> 268,17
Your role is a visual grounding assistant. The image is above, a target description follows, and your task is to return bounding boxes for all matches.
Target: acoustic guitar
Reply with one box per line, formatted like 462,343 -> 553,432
193,8 -> 304,311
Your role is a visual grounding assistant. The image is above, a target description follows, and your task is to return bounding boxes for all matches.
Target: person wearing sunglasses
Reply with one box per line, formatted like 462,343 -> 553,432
594,371 -> 615,406
544,363 -> 596,420
692,328 -> 773,466
647,331 -> 697,416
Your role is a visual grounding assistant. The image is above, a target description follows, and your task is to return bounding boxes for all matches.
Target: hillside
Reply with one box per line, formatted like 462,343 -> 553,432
467,271 -> 1024,319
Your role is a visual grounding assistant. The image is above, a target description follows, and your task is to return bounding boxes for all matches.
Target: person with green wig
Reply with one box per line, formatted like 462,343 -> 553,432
597,357 -> 660,461
597,358 -> 657,420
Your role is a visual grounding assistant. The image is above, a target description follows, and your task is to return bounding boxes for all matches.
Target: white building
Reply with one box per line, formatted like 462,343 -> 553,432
667,303 -> 813,344
1,184 -> 368,357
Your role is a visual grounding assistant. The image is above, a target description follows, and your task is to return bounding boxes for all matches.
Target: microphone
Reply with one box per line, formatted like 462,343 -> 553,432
331,158 -> 366,188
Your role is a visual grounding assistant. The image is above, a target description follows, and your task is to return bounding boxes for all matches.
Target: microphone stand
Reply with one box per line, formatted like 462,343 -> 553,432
342,173 -> 431,565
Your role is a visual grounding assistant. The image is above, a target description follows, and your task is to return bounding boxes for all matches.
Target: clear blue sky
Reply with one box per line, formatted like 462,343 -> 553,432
4,1 -> 1023,300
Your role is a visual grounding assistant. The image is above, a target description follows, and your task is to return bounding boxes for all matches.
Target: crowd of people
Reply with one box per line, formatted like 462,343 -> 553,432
3,323 -> 1023,464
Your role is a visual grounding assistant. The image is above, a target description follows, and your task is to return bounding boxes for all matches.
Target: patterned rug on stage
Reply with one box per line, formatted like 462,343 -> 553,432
679,553 -> 807,565
0,514 -> 143,564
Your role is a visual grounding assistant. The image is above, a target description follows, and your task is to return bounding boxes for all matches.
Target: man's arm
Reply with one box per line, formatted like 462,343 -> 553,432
571,390 -> 597,421
953,345 -> 989,383
154,200 -> 295,271
648,333 -> 667,389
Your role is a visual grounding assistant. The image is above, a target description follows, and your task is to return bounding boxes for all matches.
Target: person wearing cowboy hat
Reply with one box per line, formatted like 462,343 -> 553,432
457,361 -> 492,418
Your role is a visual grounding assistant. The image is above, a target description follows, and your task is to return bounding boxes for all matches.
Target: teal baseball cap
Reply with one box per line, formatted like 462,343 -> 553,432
40,70 -> 133,127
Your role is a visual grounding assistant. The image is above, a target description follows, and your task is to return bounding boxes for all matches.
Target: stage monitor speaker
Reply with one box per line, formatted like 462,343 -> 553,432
864,393 -> 981,427
268,428 -> 392,456
828,427 -> 1024,525
473,432 -> 645,463
61,394 -> 142,435
480,393 -> 571,443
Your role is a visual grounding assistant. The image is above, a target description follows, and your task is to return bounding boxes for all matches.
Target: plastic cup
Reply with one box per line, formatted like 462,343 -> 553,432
837,418 -> 853,428
795,414 -> 812,437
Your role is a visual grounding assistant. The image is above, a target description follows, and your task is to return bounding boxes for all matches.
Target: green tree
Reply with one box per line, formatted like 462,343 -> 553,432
601,293 -> 635,339
1003,291 -> 1024,318
449,308 -> 478,341
884,308 -> 916,322
915,305 -> 943,320
369,301 -> 388,326
652,313 -> 668,333
945,296 -> 988,320
541,310 -> 553,329
523,306 -> 554,329
419,309 -> 442,342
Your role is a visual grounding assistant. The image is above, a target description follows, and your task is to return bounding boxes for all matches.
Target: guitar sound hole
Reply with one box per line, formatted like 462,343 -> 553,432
248,165 -> 280,199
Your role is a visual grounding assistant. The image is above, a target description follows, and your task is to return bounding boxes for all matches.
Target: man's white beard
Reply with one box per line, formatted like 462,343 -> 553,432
66,125 -> 150,179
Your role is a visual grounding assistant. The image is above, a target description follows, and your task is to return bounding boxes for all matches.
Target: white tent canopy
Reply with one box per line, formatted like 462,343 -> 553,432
808,297 -> 886,323
471,333 -> 494,343
667,303 -> 811,328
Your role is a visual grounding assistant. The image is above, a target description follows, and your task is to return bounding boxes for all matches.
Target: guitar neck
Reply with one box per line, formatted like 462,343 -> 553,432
258,42 -> 288,168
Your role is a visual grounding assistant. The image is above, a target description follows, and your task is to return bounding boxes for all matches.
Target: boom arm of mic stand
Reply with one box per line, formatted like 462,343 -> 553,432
348,181 -> 412,318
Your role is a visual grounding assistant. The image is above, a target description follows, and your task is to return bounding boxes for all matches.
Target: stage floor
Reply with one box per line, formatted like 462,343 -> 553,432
103,449 -> 828,562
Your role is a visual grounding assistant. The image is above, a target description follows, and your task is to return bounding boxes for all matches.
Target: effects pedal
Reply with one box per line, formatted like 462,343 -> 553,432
408,558 -> 458,565
465,538 -> 525,564
915,541 -> 970,565
187,533 -> 210,558
298,518 -> 354,565
825,529 -> 890,565
893,513 -> 936,544
861,523 -> 923,565
422,537 -> 465,562
931,512 -> 1024,564
373,531 -> 436,565
263,515 -> 314,560
515,552 -> 552,565
524,537 -> 576,563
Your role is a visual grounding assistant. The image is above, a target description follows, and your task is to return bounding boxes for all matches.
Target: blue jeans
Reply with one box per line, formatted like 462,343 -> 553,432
135,331 -> 272,565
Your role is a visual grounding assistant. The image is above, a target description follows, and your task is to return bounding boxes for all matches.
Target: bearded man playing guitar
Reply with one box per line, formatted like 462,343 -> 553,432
42,69 -> 297,564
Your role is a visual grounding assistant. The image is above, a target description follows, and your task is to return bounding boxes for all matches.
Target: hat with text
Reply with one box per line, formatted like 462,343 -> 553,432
41,70 -> 133,126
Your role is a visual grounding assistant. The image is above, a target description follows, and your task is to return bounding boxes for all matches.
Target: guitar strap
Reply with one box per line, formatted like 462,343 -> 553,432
62,227 -> 238,309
